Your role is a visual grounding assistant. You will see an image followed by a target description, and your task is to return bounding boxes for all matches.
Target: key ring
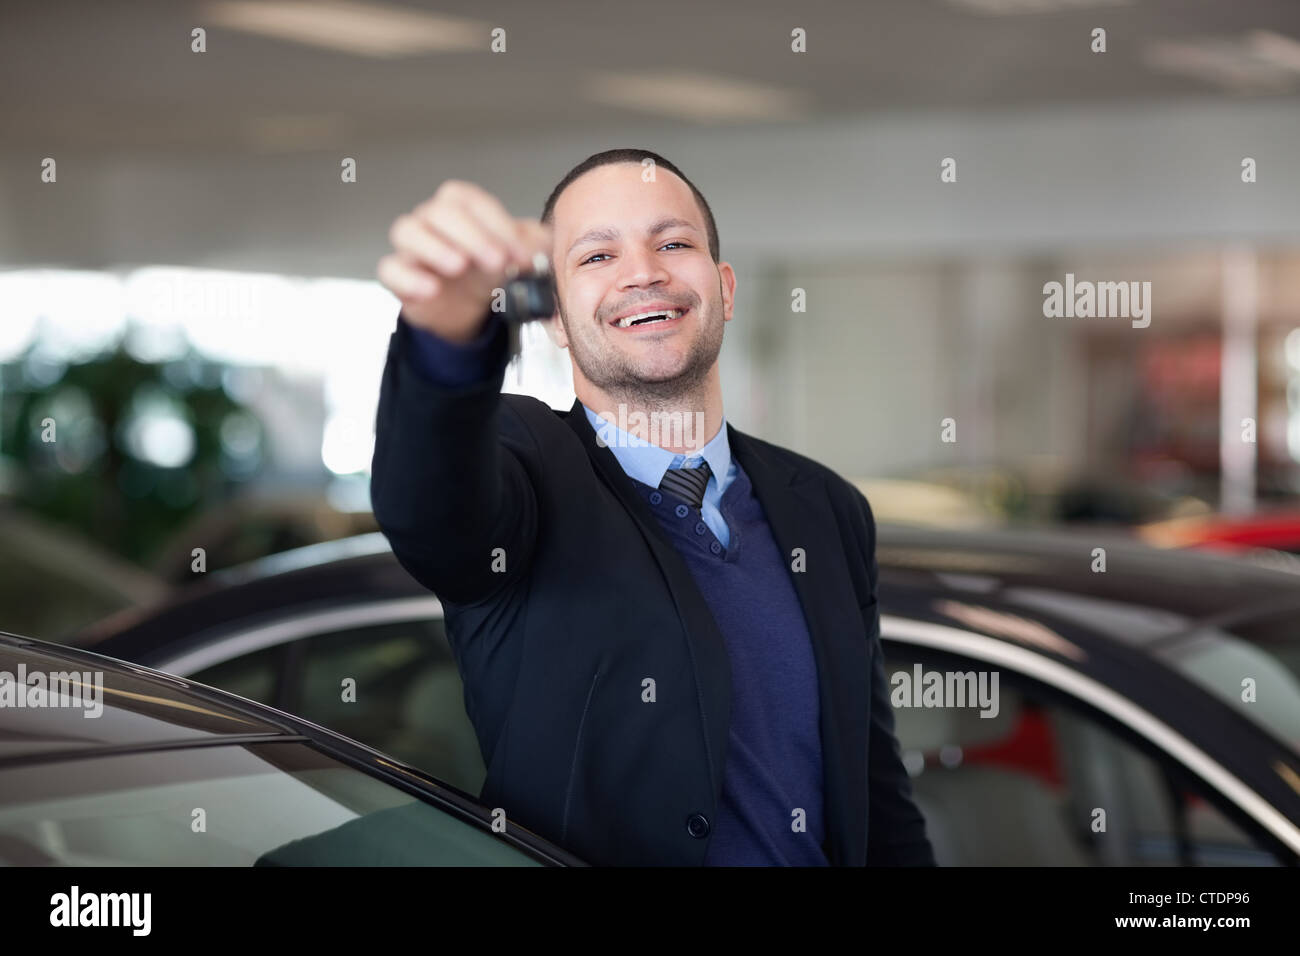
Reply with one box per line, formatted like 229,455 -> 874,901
505,251 -> 550,280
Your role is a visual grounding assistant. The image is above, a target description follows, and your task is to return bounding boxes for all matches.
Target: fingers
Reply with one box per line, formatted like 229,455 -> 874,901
380,180 -> 556,313
514,219 -> 555,271
443,181 -> 534,264
377,253 -> 439,302
424,201 -> 515,276
418,180 -> 533,273
388,215 -> 469,277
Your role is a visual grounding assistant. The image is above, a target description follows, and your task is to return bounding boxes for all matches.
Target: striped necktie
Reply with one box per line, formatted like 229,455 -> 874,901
658,459 -> 713,509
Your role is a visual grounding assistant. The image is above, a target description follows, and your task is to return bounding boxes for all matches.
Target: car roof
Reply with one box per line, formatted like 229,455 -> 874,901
0,630 -> 295,764
72,533 -> 416,658
74,524 -> 1300,658
876,523 -> 1300,635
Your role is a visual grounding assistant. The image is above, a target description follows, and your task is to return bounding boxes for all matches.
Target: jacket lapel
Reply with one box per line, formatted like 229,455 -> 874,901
727,426 -> 870,867
563,401 -> 731,807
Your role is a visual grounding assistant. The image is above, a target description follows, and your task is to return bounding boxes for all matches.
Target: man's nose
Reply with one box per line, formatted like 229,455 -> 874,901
616,248 -> 670,289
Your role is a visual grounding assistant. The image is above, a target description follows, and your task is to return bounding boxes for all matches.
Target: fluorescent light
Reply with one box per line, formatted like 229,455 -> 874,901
242,113 -> 351,152
583,71 -> 809,123
1144,34 -> 1300,93
945,0 -> 1129,15
202,0 -> 485,57
1248,30 -> 1300,73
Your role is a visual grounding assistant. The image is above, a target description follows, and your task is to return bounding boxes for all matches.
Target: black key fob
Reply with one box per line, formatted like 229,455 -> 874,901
501,252 -> 555,324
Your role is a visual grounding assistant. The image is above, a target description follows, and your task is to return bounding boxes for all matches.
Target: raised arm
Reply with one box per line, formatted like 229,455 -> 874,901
369,181 -> 554,605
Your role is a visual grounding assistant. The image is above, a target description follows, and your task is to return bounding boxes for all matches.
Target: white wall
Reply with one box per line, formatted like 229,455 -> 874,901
3,98 -> 1297,481
3,97 -> 1298,273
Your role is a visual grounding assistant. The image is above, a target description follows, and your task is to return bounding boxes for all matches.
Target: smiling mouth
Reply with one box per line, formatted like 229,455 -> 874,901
611,308 -> 687,329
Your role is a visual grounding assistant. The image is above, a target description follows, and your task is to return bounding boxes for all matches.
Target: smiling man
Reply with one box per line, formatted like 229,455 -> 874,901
370,148 -> 934,867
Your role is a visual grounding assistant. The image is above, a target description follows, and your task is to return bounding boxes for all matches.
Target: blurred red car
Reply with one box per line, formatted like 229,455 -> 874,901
1138,510 -> 1300,560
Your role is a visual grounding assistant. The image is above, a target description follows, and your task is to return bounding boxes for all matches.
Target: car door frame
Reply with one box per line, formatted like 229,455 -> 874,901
880,615 -> 1300,863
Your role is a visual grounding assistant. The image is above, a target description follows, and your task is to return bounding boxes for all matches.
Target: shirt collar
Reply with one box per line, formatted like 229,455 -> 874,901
582,403 -> 731,491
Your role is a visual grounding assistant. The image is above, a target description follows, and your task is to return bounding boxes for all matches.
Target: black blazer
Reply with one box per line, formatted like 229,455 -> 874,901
370,319 -> 935,866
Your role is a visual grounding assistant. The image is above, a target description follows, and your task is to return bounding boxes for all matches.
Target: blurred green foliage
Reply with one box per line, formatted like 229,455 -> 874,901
0,345 -> 263,565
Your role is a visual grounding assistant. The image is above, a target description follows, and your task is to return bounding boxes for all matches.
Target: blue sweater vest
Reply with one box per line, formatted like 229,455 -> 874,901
632,460 -> 828,865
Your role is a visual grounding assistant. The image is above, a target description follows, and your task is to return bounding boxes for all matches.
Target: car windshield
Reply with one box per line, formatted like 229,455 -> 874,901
0,740 -> 542,866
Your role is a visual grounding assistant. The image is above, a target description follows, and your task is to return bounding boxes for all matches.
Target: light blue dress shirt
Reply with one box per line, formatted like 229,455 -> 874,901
583,405 -> 737,548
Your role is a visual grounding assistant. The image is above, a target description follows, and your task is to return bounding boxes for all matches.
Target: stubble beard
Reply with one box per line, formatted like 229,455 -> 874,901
561,296 -> 724,414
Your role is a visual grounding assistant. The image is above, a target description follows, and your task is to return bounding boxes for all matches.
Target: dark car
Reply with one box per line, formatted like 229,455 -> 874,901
72,527 -> 1300,866
0,506 -> 166,640
148,495 -> 379,584
0,631 -> 583,866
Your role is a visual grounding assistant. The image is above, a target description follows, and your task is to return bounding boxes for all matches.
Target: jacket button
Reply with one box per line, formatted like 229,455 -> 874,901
686,813 -> 710,838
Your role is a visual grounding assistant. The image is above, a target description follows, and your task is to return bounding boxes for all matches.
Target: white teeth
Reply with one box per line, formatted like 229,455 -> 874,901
615,308 -> 682,328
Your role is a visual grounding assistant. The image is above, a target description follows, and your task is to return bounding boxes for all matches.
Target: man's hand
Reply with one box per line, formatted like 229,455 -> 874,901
378,180 -> 553,343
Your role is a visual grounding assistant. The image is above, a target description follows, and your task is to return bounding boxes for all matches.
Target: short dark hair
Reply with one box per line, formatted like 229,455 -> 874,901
541,148 -> 720,263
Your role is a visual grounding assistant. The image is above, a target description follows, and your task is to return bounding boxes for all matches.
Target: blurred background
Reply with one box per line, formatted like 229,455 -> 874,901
4,0 -> 1300,639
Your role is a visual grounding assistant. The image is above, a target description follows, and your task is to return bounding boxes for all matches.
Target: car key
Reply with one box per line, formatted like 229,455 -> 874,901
500,251 -> 555,324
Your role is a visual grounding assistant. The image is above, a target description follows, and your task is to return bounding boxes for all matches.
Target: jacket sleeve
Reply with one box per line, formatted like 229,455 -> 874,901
857,492 -> 938,866
369,312 -> 540,606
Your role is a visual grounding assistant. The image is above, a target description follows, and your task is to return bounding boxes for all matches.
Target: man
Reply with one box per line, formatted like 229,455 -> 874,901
370,147 -> 934,866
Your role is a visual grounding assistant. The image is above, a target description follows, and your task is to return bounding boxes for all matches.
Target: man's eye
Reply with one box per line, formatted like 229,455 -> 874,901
580,242 -> 691,266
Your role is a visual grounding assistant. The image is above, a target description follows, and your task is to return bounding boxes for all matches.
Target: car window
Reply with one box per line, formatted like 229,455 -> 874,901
0,742 -> 540,866
191,643 -> 285,708
1158,614 -> 1300,754
286,619 -> 486,795
882,644 -> 1284,866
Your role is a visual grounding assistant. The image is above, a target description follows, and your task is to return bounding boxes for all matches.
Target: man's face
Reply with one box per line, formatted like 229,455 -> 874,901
548,163 -> 735,401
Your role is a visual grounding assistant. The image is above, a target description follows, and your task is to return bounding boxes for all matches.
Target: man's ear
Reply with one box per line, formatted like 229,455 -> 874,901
543,314 -> 569,350
718,261 -> 738,324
